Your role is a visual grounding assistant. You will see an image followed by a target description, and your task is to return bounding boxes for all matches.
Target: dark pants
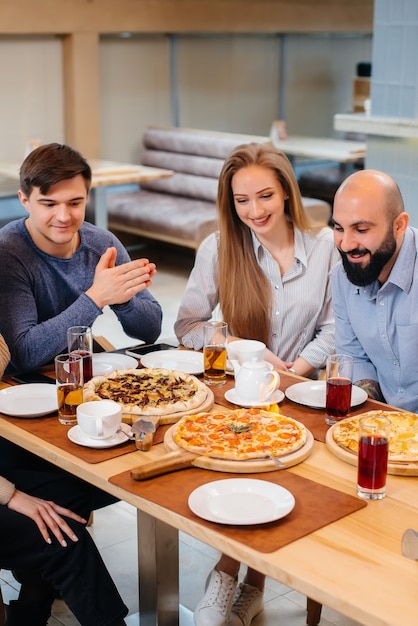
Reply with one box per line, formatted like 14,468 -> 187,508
0,437 -> 117,510
0,470 -> 128,626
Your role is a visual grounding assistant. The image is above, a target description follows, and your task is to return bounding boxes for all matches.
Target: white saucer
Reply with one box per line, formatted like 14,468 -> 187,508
67,423 -> 131,448
225,387 -> 284,408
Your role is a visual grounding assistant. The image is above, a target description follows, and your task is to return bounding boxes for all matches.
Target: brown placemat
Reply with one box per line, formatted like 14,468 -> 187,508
109,467 -> 367,553
2,413 -> 138,463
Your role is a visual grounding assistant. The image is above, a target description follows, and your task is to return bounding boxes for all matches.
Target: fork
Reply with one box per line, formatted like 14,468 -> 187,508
268,453 -> 285,469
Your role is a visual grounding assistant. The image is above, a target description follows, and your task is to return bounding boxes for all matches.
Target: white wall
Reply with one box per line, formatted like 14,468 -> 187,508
98,32 -> 372,162
176,34 -> 280,136
0,32 -> 372,169
0,36 -> 64,162
99,35 -> 172,163
285,33 -> 372,137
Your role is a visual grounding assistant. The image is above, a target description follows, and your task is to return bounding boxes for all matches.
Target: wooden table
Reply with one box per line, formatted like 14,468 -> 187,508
0,372 -> 417,626
0,159 -> 173,230
270,135 -> 366,164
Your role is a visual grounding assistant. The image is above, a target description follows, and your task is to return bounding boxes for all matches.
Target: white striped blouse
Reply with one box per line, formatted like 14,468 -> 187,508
175,227 -> 339,369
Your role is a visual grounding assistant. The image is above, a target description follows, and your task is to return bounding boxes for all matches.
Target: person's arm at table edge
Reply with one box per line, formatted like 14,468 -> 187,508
354,379 -> 385,402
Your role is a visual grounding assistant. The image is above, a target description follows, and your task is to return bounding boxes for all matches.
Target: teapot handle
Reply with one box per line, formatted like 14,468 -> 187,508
265,370 -> 280,397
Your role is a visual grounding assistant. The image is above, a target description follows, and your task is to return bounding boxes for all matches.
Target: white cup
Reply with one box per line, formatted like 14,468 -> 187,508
227,340 -> 266,364
76,400 -> 122,440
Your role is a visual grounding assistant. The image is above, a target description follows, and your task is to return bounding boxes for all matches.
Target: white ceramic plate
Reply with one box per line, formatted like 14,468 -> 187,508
67,423 -> 131,448
92,353 -> 138,376
0,383 -> 58,418
188,478 -> 295,525
225,388 -> 284,408
285,380 -> 368,409
140,349 -> 204,375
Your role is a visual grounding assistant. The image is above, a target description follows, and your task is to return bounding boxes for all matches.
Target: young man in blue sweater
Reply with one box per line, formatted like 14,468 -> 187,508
0,142 -> 162,373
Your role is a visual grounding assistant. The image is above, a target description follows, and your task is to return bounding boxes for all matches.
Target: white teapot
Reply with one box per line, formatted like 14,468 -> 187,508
234,358 -> 280,403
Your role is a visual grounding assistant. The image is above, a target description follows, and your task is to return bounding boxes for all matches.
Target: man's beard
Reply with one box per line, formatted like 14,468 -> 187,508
339,229 -> 397,287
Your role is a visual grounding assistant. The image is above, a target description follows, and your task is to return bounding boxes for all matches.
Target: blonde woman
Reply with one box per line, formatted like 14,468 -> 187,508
175,143 -> 339,626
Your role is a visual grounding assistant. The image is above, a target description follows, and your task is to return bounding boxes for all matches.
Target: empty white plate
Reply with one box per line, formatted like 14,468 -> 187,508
92,353 -> 138,376
0,383 -> 58,418
140,349 -> 204,375
285,380 -> 367,409
188,478 -> 295,525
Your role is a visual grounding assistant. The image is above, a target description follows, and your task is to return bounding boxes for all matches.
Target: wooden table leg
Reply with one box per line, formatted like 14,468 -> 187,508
306,597 -> 322,626
137,510 -> 179,626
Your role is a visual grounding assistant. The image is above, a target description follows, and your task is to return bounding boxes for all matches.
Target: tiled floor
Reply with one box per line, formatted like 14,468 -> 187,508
0,240 -> 362,625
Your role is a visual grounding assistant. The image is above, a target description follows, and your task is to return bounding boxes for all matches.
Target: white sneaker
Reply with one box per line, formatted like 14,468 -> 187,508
228,583 -> 264,626
194,569 -> 237,626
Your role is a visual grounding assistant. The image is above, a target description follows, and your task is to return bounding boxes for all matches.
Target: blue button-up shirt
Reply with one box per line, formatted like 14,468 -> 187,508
332,226 -> 418,411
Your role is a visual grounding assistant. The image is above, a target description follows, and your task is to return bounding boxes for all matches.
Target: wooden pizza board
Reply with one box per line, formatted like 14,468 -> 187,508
122,386 -> 214,426
86,368 -> 213,426
325,425 -> 418,477
131,425 -> 314,480
131,426 -> 314,480
163,423 -> 314,473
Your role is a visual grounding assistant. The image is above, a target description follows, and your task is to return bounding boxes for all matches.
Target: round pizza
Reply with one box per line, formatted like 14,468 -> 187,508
332,410 -> 418,462
173,408 -> 307,461
83,368 -> 208,419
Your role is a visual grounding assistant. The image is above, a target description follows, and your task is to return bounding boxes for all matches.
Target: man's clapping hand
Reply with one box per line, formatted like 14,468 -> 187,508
86,247 -> 157,309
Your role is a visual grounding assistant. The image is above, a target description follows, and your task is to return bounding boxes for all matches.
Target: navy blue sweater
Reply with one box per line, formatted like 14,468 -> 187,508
0,219 -> 162,372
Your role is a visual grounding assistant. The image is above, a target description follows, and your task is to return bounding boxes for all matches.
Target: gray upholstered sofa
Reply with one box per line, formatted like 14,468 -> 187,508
105,126 -> 331,251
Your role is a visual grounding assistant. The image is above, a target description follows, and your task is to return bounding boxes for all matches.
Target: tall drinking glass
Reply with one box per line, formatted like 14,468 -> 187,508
67,325 -> 93,382
55,353 -> 84,425
357,415 -> 390,500
203,321 -> 228,386
325,354 -> 353,425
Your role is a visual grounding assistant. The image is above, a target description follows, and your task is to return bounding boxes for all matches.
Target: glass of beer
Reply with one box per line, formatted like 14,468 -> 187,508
325,354 -> 353,425
67,325 -> 93,382
55,353 -> 84,425
357,415 -> 391,500
203,321 -> 228,386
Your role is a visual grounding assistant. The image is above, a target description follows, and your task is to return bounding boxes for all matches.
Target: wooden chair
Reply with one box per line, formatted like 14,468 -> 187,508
307,597 -> 322,626
92,335 -> 116,352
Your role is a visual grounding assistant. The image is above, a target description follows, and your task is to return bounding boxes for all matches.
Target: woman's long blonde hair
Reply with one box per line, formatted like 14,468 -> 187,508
218,142 -> 312,345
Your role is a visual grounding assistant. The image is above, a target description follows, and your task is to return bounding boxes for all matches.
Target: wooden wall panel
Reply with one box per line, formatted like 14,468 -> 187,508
63,33 -> 100,157
0,1 -> 373,35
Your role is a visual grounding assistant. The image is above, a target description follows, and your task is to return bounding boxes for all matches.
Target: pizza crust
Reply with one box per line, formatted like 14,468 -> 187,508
83,368 -> 209,418
332,410 -> 418,462
173,408 -> 307,461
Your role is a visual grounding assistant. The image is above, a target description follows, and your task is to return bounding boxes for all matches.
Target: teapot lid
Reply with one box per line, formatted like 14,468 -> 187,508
241,357 -> 268,369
